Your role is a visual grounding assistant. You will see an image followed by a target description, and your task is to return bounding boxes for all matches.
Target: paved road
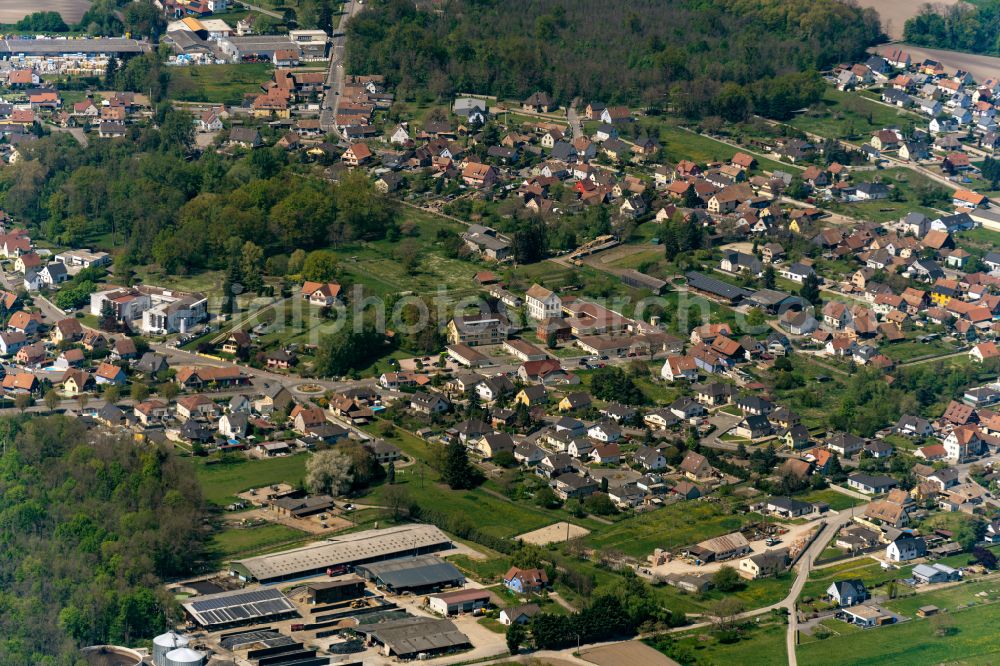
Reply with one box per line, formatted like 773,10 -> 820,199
567,97 -> 582,138
319,0 -> 364,136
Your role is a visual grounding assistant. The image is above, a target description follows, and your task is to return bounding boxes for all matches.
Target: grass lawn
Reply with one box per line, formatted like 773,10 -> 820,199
800,557 -> 912,605
166,63 -> 274,105
445,554 -> 513,584
654,573 -> 793,615
194,454 -> 310,506
337,208 -> 483,302
881,337 -> 956,362
796,600 -> 1000,665
636,118 -> 796,174
210,522 -> 309,558
789,87 -> 924,141
797,489 -> 864,512
131,266 -> 226,299
883,578 -> 1000,617
649,617 -> 788,666
585,500 -> 748,559
827,167 -> 948,224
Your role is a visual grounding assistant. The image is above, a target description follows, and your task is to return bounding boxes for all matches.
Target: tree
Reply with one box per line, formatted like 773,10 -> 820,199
710,597 -> 745,635
584,493 -> 618,516
161,382 -> 180,402
382,483 -> 411,521
101,383 -> 120,404
130,382 -> 149,403
712,566 -> 744,592
590,366 -> 645,404
387,460 -> 396,484
534,485 -> 561,509
442,440 -> 476,489
302,249 -> 339,282
396,239 -> 421,274
506,622 -> 526,654
746,307 -> 766,328
305,449 -> 354,495
763,264 -> 776,289
800,272 -> 822,306
974,545 -> 997,570
240,241 -> 266,294
44,389 -> 60,412
14,393 -> 31,413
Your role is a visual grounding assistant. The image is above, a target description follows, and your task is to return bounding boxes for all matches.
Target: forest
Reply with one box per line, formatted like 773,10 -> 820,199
0,416 -> 207,663
0,121 -> 398,277
346,0 -> 882,117
904,2 -> 1000,55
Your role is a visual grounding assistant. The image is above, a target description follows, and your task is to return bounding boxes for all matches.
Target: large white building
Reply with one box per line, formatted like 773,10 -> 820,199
90,286 -> 207,334
525,284 -> 561,320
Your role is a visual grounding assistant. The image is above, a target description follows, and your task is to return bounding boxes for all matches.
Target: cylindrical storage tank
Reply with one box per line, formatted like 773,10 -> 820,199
153,634 -> 190,666
164,647 -> 206,666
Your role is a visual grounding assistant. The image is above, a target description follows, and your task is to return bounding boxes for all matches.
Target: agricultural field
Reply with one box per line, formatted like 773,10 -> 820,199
166,64 -> 275,105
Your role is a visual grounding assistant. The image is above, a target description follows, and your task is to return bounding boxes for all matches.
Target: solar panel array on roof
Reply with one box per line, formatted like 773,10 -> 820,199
183,588 -> 298,628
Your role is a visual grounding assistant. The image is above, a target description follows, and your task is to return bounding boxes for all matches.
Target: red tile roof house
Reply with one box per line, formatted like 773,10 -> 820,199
342,142 -> 372,167
503,566 -> 549,594
301,281 -> 342,307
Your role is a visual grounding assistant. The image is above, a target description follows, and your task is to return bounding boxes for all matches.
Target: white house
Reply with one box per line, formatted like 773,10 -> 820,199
886,536 -> 926,562
525,284 -> 561,320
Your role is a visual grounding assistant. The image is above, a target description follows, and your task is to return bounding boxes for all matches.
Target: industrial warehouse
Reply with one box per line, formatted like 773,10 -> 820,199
229,524 -> 454,583
353,616 -> 472,660
0,37 -> 152,58
355,555 -> 466,594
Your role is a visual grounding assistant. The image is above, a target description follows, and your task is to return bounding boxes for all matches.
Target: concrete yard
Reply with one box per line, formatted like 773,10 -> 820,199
517,521 -> 591,545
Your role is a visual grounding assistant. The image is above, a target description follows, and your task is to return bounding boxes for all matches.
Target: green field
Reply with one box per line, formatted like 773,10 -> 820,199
797,600 -> 1000,665
211,522 -> 309,557
797,489 -> 864,512
166,64 -> 274,105
828,168 -> 948,223
655,573 -> 794,616
338,208 -> 484,301
635,120 -> 796,174
789,87 -> 923,141
195,454 -> 310,505
585,500 -> 747,559
800,557 -> 912,604
882,338 -> 957,362
650,618 -> 788,666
